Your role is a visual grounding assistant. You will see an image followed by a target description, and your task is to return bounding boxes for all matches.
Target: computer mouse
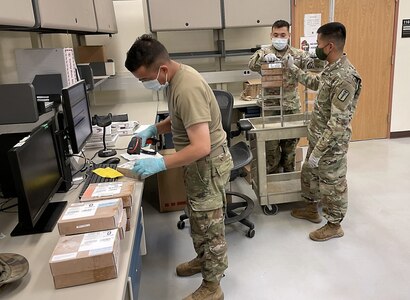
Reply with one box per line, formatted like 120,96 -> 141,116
101,157 -> 120,165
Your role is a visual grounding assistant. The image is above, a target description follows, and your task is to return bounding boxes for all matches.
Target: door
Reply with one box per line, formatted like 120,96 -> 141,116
292,0 -> 330,146
334,0 -> 396,140
293,0 -> 396,140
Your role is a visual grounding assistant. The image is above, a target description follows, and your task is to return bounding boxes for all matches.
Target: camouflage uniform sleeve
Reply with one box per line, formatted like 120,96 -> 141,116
289,65 -> 321,91
248,49 -> 266,73
311,77 -> 358,158
291,49 -> 325,70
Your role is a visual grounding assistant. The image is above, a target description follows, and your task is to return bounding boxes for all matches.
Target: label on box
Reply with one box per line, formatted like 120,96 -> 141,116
90,247 -> 113,256
268,62 -> 282,69
51,252 -> 77,262
96,199 -> 120,208
78,229 -> 117,253
62,203 -> 98,220
92,182 -> 123,198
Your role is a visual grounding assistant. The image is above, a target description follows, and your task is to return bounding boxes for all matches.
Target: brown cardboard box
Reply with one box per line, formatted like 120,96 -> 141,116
157,149 -> 187,212
241,78 -> 261,100
118,209 -> 127,240
117,161 -> 140,180
80,181 -> 135,208
295,147 -> 303,163
125,205 -> 132,219
243,163 -> 252,185
295,147 -> 303,171
49,229 -> 120,289
126,219 -> 131,231
58,199 -> 123,236
75,46 -> 107,63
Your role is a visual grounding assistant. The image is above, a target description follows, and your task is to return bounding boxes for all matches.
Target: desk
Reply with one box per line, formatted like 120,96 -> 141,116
0,101 -> 158,300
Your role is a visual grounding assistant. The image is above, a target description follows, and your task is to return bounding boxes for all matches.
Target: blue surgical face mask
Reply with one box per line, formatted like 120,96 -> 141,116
142,67 -> 168,91
272,38 -> 288,51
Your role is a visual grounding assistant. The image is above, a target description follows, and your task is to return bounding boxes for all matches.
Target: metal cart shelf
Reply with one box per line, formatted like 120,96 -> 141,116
246,61 -> 311,215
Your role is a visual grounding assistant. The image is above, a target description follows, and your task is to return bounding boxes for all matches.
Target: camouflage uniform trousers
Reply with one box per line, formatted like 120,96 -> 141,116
183,145 -> 233,283
301,143 -> 348,224
265,109 -> 300,174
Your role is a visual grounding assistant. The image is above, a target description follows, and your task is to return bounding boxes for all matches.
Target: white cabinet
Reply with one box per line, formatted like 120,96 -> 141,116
93,0 -> 118,33
147,0 -> 222,31
223,0 -> 291,28
0,0 -> 37,27
36,0 -> 97,32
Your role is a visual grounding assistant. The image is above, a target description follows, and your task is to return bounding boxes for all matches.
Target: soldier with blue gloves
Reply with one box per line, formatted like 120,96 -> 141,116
125,34 -> 233,300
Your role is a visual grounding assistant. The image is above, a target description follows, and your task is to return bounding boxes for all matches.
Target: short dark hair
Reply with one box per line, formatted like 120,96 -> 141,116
317,22 -> 346,49
125,34 -> 170,72
272,20 -> 290,31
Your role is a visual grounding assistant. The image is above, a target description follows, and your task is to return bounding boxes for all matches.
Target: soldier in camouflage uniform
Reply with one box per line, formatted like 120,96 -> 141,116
249,20 -> 323,173
125,34 -> 233,300
286,22 -> 362,241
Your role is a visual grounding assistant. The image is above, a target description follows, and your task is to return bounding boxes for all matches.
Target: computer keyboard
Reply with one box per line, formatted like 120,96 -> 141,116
78,163 -> 118,199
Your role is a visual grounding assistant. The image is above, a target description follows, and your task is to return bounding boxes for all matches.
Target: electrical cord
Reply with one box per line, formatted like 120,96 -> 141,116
0,198 -> 17,213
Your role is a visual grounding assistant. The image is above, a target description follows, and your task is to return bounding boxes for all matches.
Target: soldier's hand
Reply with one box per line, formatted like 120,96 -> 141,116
264,53 -> 278,63
135,124 -> 157,146
283,54 -> 295,68
133,157 -> 166,179
307,154 -> 320,168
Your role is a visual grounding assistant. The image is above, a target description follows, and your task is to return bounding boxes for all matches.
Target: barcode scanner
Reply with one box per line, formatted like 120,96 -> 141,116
127,136 -> 142,155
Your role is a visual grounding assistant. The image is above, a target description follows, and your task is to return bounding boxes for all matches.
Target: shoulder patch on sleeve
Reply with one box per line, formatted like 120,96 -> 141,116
337,89 -> 350,102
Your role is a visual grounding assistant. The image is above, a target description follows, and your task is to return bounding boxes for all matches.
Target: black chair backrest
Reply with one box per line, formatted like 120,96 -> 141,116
213,89 -> 233,146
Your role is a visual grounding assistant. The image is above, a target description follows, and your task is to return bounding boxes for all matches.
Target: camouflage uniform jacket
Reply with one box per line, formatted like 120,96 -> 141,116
290,54 -> 362,158
249,45 -> 324,111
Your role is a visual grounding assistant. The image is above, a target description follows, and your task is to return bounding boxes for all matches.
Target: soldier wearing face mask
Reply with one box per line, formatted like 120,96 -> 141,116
249,20 -> 322,174
125,34 -> 233,300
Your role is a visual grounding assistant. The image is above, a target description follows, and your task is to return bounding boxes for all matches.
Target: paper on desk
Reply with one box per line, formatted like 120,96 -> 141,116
121,151 -> 163,161
92,167 -> 124,178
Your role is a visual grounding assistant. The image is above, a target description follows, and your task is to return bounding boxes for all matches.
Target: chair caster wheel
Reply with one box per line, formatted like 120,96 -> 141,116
262,204 -> 278,215
246,229 -> 255,238
177,220 -> 185,229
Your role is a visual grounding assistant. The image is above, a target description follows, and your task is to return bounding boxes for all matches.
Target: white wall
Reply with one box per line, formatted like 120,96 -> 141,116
391,1 -> 410,132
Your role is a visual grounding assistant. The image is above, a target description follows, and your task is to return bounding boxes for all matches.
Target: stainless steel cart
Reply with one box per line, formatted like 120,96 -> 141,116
247,61 -> 310,215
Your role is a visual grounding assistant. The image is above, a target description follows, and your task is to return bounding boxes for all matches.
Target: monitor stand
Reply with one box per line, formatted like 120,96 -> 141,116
10,201 -> 67,236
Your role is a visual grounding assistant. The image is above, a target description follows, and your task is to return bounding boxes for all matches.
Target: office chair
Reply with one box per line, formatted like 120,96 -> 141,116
177,90 -> 255,238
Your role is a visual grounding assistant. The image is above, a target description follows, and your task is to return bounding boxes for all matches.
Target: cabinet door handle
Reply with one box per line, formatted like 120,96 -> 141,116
127,276 -> 134,300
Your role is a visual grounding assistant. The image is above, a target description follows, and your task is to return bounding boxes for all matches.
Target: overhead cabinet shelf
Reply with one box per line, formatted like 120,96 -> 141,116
0,0 -> 37,28
0,0 -> 117,34
146,0 -> 223,31
146,0 -> 291,31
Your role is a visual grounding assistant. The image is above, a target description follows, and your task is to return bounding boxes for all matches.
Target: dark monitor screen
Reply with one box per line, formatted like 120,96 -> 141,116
62,80 -> 92,154
8,118 -> 66,236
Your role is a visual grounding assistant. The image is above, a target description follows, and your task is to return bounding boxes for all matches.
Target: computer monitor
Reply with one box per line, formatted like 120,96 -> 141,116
8,118 -> 67,236
77,64 -> 95,91
61,80 -> 93,154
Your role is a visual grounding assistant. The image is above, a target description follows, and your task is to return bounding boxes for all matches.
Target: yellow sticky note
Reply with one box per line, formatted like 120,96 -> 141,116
92,167 -> 124,179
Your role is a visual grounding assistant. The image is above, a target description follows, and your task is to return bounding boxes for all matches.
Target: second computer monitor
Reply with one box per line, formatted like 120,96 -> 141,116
62,80 -> 92,154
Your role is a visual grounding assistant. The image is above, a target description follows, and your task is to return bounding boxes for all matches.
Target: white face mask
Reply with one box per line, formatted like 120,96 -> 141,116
272,38 -> 288,51
142,67 -> 168,91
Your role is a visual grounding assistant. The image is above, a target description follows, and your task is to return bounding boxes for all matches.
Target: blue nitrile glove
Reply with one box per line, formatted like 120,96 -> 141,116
135,124 -> 157,146
132,157 -> 166,179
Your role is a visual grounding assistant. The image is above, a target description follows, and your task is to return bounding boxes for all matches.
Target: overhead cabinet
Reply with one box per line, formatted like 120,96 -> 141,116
93,0 -> 118,34
223,0 -> 291,28
35,0 -> 97,32
0,0 -> 37,28
147,0 -> 223,31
